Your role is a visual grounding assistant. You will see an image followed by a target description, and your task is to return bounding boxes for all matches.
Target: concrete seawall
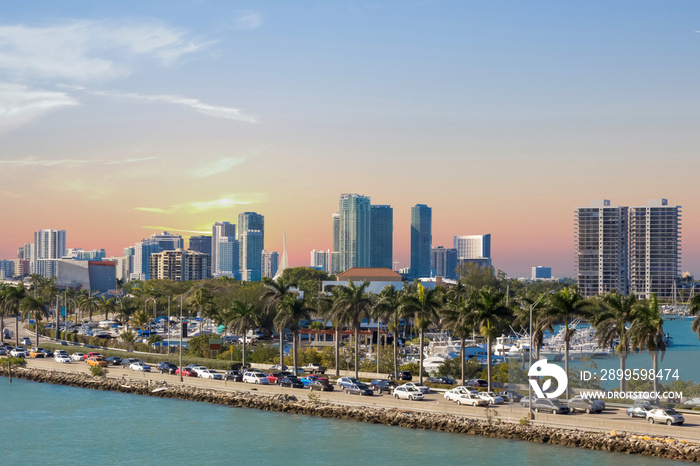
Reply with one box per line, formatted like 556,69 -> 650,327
2,366 -> 699,462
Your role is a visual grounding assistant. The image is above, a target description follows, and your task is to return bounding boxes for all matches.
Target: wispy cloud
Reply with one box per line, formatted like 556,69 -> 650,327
0,156 -> 158,166
85,89 -> 258,123
0,20 -> 213,82
134,207 -> 177,214
0,82 -> 78,133
142,226 -> 211,235
232,11 -> 262,31
192,157 -> 245,178
135,195 -> 256,215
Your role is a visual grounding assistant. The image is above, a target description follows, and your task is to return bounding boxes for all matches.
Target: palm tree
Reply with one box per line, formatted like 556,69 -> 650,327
689,293 -> 700,337
592,291 -> 636,392
226,300 -> 260,369
262,276 -> 298,367
332,281 -> 373,379
372,285 -> 404,380
97,296 -> 117,321
512,292 -> 553,361
630,293 -> 666,394
131,308 -> 151,338
4,284 -> 26,345
399,282 -> 444,384
21,296 -> 48,347
316,286 -> 344,376
274,296 -> 314,373
440,293 -> 476,385
470,287 -> 512,392
116,297 -> 139,332
544,287 -> 591,398
191,287 -> 214,336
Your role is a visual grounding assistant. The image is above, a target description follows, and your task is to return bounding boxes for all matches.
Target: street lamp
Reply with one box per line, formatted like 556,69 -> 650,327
529,290 -> 554,419
179,286 -> 201,382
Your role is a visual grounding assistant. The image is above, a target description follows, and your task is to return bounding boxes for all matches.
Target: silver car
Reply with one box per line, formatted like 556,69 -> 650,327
647,408 -> 684,426
393,386 -> 423,401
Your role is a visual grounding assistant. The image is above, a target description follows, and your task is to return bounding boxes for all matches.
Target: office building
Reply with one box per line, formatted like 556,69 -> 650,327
0,260 -> 14,279
32,229 -> 67,276
310,249 -> 330,273
212,221 -> 236,276
338,193 -> 371,271
64,248 -> 106,260
410,204 -> 432,279
431,246 -> 458,279
331,212 -> 341,274
189,235 -> 212,257
13,259 -> 29,279
629,199 -> 681,299
532,266 -> 552,280
238,212 -> 264,278
262,250 -> 279,278
56,260 -> 116,293
149,231 -> 184,251
132,239 -> 161,281
217,237 -> 240,279
453,234 -> 491,267
370,205 -> 393,269
240,230 -> 263,281
575,200 -> 630,298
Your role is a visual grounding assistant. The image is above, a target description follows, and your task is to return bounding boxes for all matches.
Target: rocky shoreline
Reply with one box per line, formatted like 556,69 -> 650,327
2,367 -> 699,462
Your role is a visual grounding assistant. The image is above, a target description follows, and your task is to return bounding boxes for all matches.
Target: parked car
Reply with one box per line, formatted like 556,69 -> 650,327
20,337 -> 32,345
10,348 -> 27,358
54,353 -> 71,363
337,377 -> 361,390
309,379 -> 334,391
29,347 -> 45,358
42,349 -> 54,357
224,370 -> 243,382
455,393 -> 489,406
303,363 -> 327,374
393,386 -> 424,401
300,375 -> 329,387
426,377 -> 456,385
83,352 -> 101,361
466,378 -> 487,388
86,356 -> 109,367
199,369 -> 223,380
370,379 -> 398,394
70,352 -> 85,362
270,364 -> 289,372
121,358 -> 142,368
280,376 -> 304,388
567,397 -> 601,414
627,404 -> 653,418
267,372 -> 285,384
243,372 -> 270,384
176,367 -> 197,377
520,396 -> 535,408
445,387 -> 476,402
157,361 -> 179,374
647,408 -> 684,426
568,395 -> 602,414
345,383 -> 373,396
130,362 -> 151,372
106,356 -> 123,366
388,371 -> 412,381
498,390 -> 523,403
402,382 -> 430,394
533,398 -> 570,414
0,348 -> 6,356
477,391 -> 505,405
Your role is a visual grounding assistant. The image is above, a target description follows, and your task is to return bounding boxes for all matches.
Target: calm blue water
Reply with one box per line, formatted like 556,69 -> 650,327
0,378 -> 677,465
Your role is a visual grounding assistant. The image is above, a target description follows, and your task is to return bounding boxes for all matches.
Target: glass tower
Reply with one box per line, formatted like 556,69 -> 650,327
410,204 -> 432,279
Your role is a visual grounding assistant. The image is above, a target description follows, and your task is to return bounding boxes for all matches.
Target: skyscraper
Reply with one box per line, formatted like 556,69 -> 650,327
453,234 -> 492,270
431,246 -> 458,279
149,231 -> 184,251
410,204 -> 432,279
217,237 -> 240,279
188,235 -> 212,257
310,249 -> 330,272
575,200 -> 630,298
132,239 -> 161,281
33,229 -> 67,277
629,199 -> 681,299
212,221 -> 236,276
240,230 -> 263,281
331,212 -> 341,274
339,193 -> 371,271
261,250 -> 279,278
370,205 -> 393,269
238,212 -> 264,276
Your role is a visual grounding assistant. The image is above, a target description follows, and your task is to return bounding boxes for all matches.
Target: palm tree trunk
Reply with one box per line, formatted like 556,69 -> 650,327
15,313 -> 19,346
279,330 -> 285,369
652,350 -> 659,395
293,330 -> 299,373
354,326 -> 359,379
620,353 -> 626,393
460,335 -> 466,385
419,330 -> 424,385
334,327 -> 340,377
486,335 -> 492,392
35,311 -> 40,347
564,337 -> 570,400
393,333 -> 398,380
242,330 -> 247,369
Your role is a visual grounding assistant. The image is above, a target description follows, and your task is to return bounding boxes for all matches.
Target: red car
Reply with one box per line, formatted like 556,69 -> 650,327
176,367 -> 197,377
267,372 -> 284,384
83,352 -> 101,361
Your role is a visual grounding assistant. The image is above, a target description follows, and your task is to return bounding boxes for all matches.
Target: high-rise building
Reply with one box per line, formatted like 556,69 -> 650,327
240,230 -> 263,281
310,249 -> 330,273
212,221 -> 236,276
189,235 -> 212,257
238,212 -> 264,278
132,239 -> 161,281
0,260 -> 14,280
532,266 -> 553,280
331,212 -> 341,274
431,246 -> 458,279
12,259 -> 29,279
453,235 -> 491,265
575,200 -> 630,298
261,250 -> 279,278
339,193 -> 371,271
64,248 -> 106,260
629,199 -> 681,300
149,231 -> 184,251
217,237 -> 240,279
32,229 -> 67,276
370,205 -> 393,269
410,204 -> 432,279
148,249 -> 210,281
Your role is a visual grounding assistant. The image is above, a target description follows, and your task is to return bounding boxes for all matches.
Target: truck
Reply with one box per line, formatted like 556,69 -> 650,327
303,363 -> 327,375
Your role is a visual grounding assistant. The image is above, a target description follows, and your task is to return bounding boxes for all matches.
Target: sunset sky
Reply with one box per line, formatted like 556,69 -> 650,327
1,1 -> 699,278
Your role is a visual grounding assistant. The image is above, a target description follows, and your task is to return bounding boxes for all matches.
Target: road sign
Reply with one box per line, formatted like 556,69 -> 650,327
29,320 -> 35,325
61,306 -> 66,317
209,338 -> 222,351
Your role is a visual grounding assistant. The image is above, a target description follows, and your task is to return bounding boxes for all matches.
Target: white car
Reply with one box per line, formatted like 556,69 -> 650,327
199,369 -> 223,380
444,387 -> 479,402
393,386 -> 424,401
54,354 -> 71,363
130,362 -> 151,372
455,393 -> 489,406
71,353 -> 85,361
477,391 -> 504,404
243,372 -> 270,384
647,408 -> 684,426
10,348 -> 26,358
402,382 -> 430,394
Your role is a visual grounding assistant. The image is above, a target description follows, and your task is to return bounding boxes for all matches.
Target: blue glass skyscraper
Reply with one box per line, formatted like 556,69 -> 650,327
410,204 -> 432,279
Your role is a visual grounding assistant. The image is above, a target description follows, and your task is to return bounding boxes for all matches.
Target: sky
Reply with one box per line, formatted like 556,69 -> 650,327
1,1 -> 699,278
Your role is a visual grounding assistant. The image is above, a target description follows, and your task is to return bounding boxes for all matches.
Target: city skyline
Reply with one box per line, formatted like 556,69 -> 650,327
1,1 -> 699,278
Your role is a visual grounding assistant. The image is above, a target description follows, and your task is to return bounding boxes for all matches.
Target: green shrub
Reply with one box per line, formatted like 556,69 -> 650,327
89,365 -> 108,377
0,357 -> 27,367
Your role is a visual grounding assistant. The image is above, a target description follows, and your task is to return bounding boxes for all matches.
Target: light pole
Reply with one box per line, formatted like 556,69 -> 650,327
179,286 -> 200,382
529,290 -> 554,419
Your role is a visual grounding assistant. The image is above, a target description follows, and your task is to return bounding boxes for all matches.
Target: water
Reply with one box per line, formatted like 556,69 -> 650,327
0,378 -> 677,465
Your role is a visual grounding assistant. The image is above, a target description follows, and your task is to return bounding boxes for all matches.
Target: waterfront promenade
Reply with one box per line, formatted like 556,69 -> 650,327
19,357 -> 700,444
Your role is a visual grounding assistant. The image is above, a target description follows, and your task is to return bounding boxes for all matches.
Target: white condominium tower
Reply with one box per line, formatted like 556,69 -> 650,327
453,234 -> 491,268
212,221 -> 236,276
33,229 -> 67,277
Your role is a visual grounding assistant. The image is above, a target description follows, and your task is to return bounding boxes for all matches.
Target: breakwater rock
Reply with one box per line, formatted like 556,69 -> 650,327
2,366 -> 699,462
